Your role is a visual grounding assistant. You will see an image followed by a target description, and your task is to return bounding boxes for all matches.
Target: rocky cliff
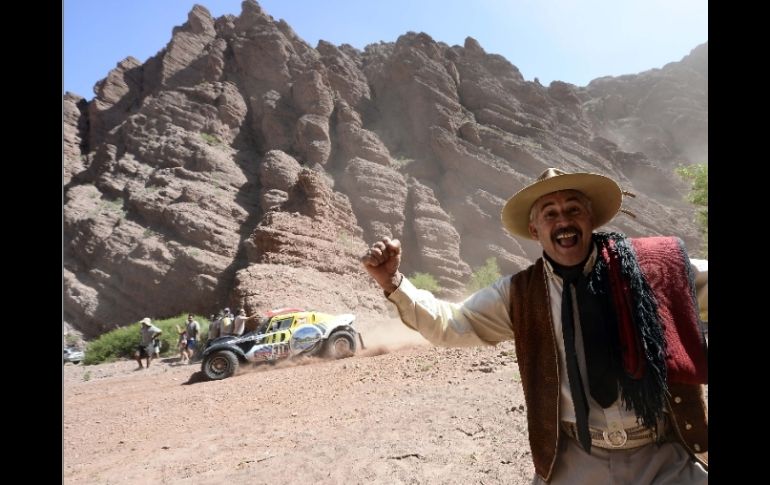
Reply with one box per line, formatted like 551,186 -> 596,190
63,1 -> 707,337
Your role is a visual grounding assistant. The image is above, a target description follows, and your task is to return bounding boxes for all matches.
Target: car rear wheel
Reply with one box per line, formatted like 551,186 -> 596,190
202,350 -> 239,380
323,331 -> 356,359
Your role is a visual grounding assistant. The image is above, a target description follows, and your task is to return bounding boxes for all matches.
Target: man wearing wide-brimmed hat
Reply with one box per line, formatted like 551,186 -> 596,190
362,168 -> 708,484
134,317 -> 163,370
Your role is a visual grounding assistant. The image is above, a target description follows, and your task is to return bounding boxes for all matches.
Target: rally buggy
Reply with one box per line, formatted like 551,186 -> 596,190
200,308 -> 363,380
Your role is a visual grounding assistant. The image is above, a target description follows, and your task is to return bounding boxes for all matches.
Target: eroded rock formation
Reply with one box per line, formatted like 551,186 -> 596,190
64,0 -> 707,336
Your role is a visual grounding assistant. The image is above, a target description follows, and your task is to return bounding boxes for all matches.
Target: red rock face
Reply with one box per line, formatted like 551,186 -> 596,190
584,43 -> 708,168
63,1 -> 706,337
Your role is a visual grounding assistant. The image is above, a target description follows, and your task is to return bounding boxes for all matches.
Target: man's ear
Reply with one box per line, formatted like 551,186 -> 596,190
528,223 -> 538,240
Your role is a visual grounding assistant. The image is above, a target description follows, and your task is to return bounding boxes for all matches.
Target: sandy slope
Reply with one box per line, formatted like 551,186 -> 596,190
63,315 -> 708,484
63,318 -> 535,484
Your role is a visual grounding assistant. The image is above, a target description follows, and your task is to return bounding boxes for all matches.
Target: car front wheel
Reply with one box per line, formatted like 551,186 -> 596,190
323,331 -> 356,359
202,350 -> 239,380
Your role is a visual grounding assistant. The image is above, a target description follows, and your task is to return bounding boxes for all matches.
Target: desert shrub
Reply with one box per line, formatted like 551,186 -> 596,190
83,314 -> 209,365
392,156 -> 414,169
337,230 -> 354,251
466,257 -> 501,293
409,272 -> 441,293
676,163 -> 708,257
83,324 -> 141,365
64,333 -> 79,347
201,132 -> 221,145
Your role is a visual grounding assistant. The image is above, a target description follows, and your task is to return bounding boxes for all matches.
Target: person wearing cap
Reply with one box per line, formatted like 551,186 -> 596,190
361,168 -> 708,484
134,317 -> 163,369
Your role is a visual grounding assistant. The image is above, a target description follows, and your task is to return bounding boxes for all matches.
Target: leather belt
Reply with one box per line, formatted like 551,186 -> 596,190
561,421 -> 657,450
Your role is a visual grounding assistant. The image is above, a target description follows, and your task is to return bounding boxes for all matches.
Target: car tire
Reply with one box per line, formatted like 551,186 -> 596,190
323,331 -> 356,359
202,350 -> 239,380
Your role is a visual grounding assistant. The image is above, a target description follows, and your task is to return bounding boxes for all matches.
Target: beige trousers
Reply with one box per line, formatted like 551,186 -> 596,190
532,435 -> 707,484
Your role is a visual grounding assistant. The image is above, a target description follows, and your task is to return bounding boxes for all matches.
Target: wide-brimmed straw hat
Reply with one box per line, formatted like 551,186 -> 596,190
501,168 -> 622,239
139,317 -> 152,326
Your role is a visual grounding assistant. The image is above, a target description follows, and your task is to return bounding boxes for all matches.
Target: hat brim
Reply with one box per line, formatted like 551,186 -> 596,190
501,172 -> 622,239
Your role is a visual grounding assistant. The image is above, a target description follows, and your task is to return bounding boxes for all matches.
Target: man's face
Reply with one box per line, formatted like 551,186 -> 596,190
528,190 -> 594,266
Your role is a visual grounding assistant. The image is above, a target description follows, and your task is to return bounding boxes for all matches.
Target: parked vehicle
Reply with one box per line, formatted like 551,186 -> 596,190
63,347 -> 85,364
201,308 -> 363,380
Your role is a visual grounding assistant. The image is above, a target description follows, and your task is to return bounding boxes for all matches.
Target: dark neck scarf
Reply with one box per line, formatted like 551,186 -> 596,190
544,232 -> 668,433
586,232 -> 668,430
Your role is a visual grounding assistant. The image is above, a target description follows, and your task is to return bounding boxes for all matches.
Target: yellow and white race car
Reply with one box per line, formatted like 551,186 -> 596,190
200,308 -> 362,380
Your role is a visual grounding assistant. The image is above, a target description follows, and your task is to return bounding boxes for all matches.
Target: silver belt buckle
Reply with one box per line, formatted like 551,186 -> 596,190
602,429 -> 628,448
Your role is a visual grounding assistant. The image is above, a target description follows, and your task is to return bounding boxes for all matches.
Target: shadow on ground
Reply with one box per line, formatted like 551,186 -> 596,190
183,370 -> 208,385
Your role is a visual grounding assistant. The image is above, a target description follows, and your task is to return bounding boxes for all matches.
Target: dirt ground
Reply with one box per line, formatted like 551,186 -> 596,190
63,317 -> 535,484
63,316 -> 707,484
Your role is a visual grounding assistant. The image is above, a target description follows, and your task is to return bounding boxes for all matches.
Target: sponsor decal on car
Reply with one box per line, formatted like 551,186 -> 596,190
201,310 -> 359,380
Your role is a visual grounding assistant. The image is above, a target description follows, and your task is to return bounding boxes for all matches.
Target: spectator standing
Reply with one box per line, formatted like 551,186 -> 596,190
134,317 -> 162,369
185,314 -> 201,361
220,308 -> 234,336
175,323 -> 189,364
232,308 -> 259,336
207,313 -> 222,341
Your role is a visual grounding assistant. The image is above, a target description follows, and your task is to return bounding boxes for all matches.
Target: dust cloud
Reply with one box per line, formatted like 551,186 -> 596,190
226,317 -> 426,377
356,316 -> 429,354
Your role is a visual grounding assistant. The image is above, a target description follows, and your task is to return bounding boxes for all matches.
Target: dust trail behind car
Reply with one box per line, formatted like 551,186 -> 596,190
355,316 -> 430,356
231,316 -> 429,376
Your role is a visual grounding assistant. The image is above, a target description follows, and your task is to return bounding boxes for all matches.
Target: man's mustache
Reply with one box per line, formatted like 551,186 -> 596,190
552,226 -> 581,239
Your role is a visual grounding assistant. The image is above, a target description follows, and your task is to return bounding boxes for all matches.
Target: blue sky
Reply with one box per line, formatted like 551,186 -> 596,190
64,0 -> 708,100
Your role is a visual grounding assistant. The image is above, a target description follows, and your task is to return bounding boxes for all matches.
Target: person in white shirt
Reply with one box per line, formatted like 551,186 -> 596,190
232,308 -> 259,336
361,168 -> 708,484
134,317 -> 163,369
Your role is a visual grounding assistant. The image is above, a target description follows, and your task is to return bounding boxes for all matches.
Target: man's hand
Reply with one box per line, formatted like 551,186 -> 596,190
361,237 -> 403,295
